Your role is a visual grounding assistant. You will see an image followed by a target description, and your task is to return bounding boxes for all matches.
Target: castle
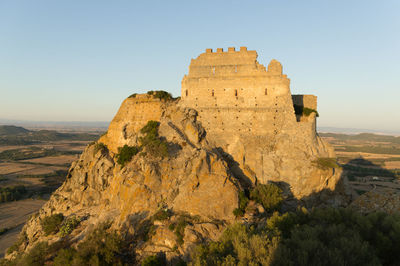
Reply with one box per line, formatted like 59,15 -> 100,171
101,47 -> 337,197
180,47 -> 331,189
181,46 -> 317,139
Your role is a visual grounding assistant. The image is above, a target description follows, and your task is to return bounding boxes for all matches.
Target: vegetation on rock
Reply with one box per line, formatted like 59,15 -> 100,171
192,207 -> 400,266
141,255 -> 165,266
41,213 -> 64,236
233,191 -> 249,217
293,104 -> 319,117
250,183 -> 283,212
313,157 -> 339,170
147,90 -> 172,101
139,120 -> 168,158
94,142 -> 108,155
116,144 -> 139,167
59,216 -> 80,237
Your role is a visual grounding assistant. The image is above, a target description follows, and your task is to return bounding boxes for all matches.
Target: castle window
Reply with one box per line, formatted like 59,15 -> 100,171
212,67 -> 215,75
212,89 -> 214,97
235,89 -> 238,97
235,65 -> 237,73
265,88 -> 268,95
185,90 -> 188,96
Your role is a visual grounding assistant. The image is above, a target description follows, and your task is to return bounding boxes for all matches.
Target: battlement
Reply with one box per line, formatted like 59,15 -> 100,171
181,47 -> 292,109
205,46 -> 249,53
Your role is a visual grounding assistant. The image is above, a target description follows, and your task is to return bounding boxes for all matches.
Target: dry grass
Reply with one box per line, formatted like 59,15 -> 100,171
385,161 -> 400,170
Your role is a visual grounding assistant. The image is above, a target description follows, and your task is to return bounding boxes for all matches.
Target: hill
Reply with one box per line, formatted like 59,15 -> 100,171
0,125 -> 100,145
0,126 -> 30,135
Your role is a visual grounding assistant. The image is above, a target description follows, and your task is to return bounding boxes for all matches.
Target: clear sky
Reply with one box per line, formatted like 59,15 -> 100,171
0,0 -> 399,132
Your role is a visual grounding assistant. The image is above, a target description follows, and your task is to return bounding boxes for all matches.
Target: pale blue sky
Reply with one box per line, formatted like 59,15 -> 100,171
0,0 -> 399,131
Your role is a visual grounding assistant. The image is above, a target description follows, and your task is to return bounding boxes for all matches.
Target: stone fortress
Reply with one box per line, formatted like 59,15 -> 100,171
101,46 -> 338,198
180,47 -> 335,195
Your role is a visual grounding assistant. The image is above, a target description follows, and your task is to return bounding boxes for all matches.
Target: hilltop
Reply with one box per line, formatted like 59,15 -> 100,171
7,48 -> 400,265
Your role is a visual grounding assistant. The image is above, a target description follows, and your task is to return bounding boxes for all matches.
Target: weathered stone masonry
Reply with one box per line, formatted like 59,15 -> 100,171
179,47 -> 333,190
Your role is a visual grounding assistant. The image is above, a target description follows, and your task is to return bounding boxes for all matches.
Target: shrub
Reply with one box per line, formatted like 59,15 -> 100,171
53,223 -> 125,265
116,144 -> 139,167
293,104 -> 319,117
313,157 -> 339,170
59,216 -> 80,237
21,241 -> 49,266
141,255 -> 166,266
147,90 -> 172,101
139,121 -> 168,158
53,248 -> 77,266
250,183 -> 283,212
153,209 -> 172,221
128,93 -> 137,98
41,213 -> 64,235
94,142 -> 108,155
191,208 -> 400,265
191,223 -> 279,265
233,191 -> 249,217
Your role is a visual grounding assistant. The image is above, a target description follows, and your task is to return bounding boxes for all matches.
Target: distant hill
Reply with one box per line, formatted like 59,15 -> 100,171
319,132 -> 400,144
0,125 -> 100,145
0,125 -> 30,135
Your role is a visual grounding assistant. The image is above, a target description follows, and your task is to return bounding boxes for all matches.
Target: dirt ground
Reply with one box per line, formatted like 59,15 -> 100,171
0,199 -> 46,257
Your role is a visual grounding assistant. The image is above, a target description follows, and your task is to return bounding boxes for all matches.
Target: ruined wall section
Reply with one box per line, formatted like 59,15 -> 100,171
99,94 -> 166,153
181,47 -> 298,139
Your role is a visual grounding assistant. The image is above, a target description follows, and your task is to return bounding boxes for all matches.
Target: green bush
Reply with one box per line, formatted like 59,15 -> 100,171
59,216 -> 81,237
21,241 -> 49,266
191,208 -> 400,265
314,157 -> 339,170
139,121 -> 168,158
233,191 -> 249,217
147,90 -> 172,101
94,142 -> 108,154
250,183 -> 283,212
293,104 -> 319,117
141,255 -> 166,266
128,93 -> 137,98
191,223 -> 279,265
116,144 -> 139,167
53,223 -> 125,265
153,209 -> 172,221
41,213 -> 64,235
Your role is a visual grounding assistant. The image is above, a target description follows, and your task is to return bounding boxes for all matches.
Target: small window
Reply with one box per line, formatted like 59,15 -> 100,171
265,88 -> 268,95
212,67 -> 215,75
185,90 -> 188,96
212,89 -> 214,97
235,89 -> 238,97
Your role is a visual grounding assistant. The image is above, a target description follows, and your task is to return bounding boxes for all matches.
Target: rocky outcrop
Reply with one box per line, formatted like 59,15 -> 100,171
7,94 -> 344,263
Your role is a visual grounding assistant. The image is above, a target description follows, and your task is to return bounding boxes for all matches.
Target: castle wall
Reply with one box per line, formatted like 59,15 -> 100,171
292,94 -> 317,110
178,47 -> 327,189
100,94 -> 165,153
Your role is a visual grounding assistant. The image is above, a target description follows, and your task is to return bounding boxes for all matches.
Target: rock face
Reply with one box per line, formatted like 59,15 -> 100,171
8,49 -> 344,263
10,97 -> 241,261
